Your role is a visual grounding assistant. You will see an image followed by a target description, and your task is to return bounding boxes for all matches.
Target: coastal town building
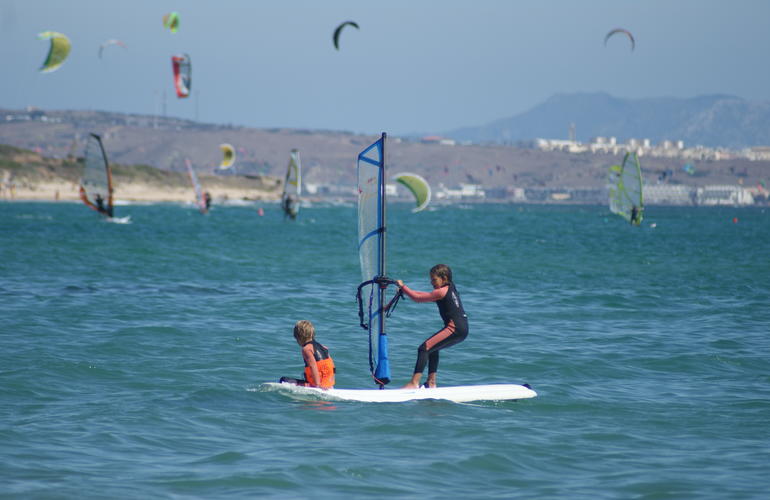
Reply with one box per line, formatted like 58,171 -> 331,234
530,135 -> 770,161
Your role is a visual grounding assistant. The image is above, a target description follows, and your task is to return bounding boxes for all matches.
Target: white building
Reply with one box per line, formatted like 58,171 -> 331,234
697,185 -> 754,206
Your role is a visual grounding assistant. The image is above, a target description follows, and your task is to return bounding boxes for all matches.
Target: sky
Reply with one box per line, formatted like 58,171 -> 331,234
2,0 -> 770,136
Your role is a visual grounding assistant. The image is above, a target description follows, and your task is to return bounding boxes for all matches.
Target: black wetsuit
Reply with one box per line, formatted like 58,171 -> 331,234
95,196 -> 113,217
415,282 -> 468,374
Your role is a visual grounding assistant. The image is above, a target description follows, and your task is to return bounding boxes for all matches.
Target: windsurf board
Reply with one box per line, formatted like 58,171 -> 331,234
261,382 -> 536,403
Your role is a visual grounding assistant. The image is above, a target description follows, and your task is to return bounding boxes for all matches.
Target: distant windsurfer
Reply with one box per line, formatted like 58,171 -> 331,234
282,194 -> 298,220
95,193 -> 105,212
204,191 -> 212,211
630,205 -> 640,225
94,193 -> 113,217
279,320 -> 335,389
79,186 -> 106,216
396,264 -> 468,389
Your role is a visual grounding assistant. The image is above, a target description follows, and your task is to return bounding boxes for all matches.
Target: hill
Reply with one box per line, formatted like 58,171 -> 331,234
0,144 -> 281,203
1,107 -> 768,204
443,93 -> 770,149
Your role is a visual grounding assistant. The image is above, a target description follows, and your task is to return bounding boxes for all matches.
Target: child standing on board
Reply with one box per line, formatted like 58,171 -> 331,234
397,264 -> 468,389
279,320 -> 336,389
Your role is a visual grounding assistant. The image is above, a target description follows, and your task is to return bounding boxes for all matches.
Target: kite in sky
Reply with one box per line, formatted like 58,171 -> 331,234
604,28 -> 635,51
38,31 -> 71,72
333,21 -> 359,50
163,12 -> 180,33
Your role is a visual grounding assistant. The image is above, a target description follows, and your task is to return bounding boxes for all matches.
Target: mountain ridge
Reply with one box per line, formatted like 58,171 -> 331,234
2,105 -> 768,195
442,93 -> 770,149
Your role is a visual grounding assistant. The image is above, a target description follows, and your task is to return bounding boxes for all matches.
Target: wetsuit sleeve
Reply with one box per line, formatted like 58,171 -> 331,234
401,285 -> 448,303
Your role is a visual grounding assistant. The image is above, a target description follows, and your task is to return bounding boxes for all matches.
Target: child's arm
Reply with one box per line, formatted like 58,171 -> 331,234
301,344 -> 321,387
400,284 -> 447,303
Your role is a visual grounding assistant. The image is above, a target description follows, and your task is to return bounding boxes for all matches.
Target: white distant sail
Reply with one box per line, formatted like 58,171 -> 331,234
281,149 -> 301,219
185,159 -> 208,214
608,152 -> 643,225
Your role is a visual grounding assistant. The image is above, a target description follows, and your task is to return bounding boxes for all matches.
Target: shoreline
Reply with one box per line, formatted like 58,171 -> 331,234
2,179 -> 766,208
1,180 -> 281,204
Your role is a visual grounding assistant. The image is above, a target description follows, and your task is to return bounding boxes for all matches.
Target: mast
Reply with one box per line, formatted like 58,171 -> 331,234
377,132 -> 387,375
375,132 -> 391,386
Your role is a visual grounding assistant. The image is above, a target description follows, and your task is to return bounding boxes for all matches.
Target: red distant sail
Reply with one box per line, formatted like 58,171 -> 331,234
171,54 -> 191,98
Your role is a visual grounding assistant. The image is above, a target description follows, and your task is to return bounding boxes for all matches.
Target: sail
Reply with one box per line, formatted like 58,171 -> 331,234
219,144 -> 235,169
357,133 -> 397,386
394,172 -> 431,212
79,133 -> 113,217
281,149 -> 301,219
185,159 -> 207,213
171,54 -> 191,98
608,151 -> 644,225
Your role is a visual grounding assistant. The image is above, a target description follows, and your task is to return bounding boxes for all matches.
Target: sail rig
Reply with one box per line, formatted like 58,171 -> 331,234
281,149 -> 301,219
185,159 -> 208,214
608,151 -> 644,225
356,133 -> 402,387
79,133 -> 114,218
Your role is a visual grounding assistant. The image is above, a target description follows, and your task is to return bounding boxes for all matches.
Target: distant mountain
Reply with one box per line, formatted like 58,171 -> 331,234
443,93 -> 770,149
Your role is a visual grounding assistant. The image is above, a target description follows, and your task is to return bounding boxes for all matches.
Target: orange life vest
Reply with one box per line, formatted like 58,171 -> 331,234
303,340 -> 336,388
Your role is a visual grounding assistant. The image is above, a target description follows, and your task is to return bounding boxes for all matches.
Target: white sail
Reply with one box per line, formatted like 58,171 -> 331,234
281,149 -> 301,219
608,152 -> 644,225
357,133 -> 392,386
185,159 -> 207,213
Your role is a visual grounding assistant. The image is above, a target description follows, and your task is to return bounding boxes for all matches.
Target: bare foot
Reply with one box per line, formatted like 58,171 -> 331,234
401,383 -> 420,389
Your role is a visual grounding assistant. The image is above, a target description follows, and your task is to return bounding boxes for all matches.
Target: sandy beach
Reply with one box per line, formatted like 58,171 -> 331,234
1,179 -> 281,204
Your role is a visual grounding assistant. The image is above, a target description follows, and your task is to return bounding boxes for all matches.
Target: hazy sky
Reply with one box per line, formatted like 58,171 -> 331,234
2,0 -> 769,136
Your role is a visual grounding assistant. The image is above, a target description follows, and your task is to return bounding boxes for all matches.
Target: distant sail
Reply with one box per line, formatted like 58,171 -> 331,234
608,152 -> 643,225
281,149 -> 301,219
218,144 -> 235,169
185,159 -> 207,214
79,133 -> 114,218
171,54 -> 191,98
394,172 -> 431,212
38,31 -> 71,73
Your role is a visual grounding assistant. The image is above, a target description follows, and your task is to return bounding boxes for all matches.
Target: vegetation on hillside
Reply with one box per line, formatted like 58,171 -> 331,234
0,144 -> 281,192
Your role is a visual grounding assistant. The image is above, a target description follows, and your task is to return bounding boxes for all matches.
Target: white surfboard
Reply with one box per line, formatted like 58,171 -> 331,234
261,382 -> 537,403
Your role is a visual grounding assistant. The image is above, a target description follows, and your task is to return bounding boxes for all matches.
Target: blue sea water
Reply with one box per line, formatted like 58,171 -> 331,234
1,201 -> 769,499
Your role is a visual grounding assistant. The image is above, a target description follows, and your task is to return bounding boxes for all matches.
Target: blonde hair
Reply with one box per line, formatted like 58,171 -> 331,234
293,320 -> 315,344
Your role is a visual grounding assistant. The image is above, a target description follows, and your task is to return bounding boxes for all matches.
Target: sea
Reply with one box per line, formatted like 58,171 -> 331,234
2,201 -> 769,499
